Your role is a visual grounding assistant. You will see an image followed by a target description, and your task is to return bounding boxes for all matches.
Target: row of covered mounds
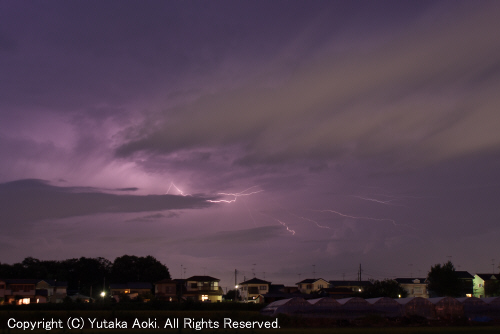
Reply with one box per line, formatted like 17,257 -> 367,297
261,296 -> 500,320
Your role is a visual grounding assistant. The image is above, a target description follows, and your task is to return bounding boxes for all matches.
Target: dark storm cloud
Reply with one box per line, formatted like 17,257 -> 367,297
187,226 -> 283,245
0,179 -> 212,225
116,1 -> 500,168
115,187 -> 139,192
125,212 -> 179,223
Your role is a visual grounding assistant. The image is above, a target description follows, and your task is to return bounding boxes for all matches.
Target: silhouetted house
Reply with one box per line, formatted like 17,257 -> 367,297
366,297 -> 401,318
36,280 -> 67,303
154,279 -> 177,301
261,297 -> 311,317
296,278 -> 329,294
0,279 -> 45,305
396,297 -> 436,319
183,276 -> 223,302
109,282 -> 152,302
473,274 -> 498,298
69,293 -> 93,303
394,278 -> 429,298
329,280 -> 372,293
238,277 -> 271,303
283,286 -> 299,293
457,297 -> 488,320
455,271 -> 474,297
336,297 -> 372,319
428,297 -> 464,319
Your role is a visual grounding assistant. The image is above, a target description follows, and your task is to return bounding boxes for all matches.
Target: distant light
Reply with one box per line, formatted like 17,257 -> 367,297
398,294 -> 401,298
101,292 -> 105,297
235,285 -> 239,289
358,289 -> 361,292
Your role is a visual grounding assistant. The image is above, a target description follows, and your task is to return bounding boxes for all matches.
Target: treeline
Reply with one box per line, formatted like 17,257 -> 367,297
0,255 -> 170,298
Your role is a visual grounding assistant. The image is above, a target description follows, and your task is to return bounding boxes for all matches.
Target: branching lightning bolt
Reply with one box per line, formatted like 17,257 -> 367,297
166,182 -> 190,196
206,186 -> 263,203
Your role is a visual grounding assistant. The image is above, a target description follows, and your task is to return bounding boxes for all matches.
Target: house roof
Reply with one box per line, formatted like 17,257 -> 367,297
455,271 -> 474,279
38,280 -> 68,287
475,273 -> 498,281
329,280 -> 372,287
239,277 -> 271,285
186,276 -> 220,282
296,278 -> 327,284
4,279 -> 39,284
394,278 -> 427,284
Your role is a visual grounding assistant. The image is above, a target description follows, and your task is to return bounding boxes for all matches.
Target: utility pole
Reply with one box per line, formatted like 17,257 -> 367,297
358,264 -> 362,281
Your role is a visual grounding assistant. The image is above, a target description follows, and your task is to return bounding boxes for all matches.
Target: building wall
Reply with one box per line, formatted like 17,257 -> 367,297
473,276 -> 485,298
298,279 -> 329,294
241,283 -> 268,302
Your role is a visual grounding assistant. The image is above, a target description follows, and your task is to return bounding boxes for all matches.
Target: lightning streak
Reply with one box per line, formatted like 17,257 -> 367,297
291,213 -> 333,229
259,212 -> 296,235
350,195 -> 407,207
277,219 -> 296,235
166,182 -> 190,196
206,186 -> 263,203
317,209 -> 397,226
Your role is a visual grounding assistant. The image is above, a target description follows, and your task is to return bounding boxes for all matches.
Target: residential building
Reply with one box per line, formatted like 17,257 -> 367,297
296,278 -> 329,294
0,279 -> 45,305
238,277 -> 271,303
154,279 -> 178,301
473,274 -> 498,298
109,282 -> 152,302
455,271 -> 474,297
36,280 -> 68,303
183,276 -> 223,302
394,278 -> 429,298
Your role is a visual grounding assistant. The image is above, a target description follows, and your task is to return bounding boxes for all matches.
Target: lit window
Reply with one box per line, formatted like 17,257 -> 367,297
201,295 -> 209,302
20,298 -> 30,305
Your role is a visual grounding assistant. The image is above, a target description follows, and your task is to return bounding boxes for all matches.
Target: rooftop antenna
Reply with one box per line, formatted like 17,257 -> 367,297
312,264 -> 316,279
252,264 -> 256,277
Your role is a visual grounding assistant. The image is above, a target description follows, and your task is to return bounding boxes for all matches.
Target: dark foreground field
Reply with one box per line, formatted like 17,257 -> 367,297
1,309 -> 499,334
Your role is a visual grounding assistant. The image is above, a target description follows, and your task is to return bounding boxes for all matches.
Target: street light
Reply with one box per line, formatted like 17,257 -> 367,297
100,291 -> 105,302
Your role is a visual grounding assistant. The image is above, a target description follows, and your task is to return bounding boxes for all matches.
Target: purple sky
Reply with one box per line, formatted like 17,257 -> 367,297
1,0 -> 500,290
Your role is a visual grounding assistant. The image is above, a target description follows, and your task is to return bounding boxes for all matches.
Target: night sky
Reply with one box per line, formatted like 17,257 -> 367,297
1,0 -> 500,290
